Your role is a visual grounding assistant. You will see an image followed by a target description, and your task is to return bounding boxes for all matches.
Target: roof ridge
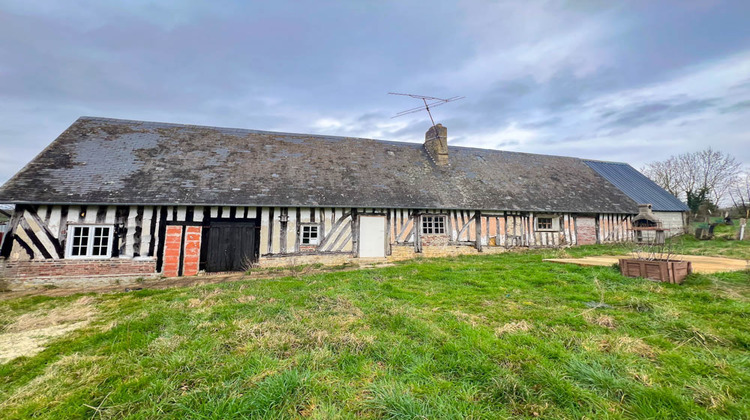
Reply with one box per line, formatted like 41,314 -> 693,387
582,158 -> 631,165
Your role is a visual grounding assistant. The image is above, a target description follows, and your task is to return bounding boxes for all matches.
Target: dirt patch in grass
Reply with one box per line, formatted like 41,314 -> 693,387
0,297 -> 97,363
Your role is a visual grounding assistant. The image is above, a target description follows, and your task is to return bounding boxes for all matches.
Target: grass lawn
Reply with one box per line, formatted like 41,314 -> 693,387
0,239 -> 749,419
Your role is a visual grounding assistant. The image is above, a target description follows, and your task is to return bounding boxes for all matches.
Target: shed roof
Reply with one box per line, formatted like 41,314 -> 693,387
0,117 -> 640,213
583,160 -> 689,212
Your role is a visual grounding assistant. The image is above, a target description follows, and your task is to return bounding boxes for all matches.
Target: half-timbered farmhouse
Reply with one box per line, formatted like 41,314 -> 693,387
0,117 -> 686,288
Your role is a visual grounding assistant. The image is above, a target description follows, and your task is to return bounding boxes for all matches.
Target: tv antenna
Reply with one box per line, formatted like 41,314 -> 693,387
388,92 -> 465,128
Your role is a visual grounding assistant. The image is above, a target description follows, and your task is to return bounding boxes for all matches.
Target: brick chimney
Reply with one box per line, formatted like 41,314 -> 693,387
424,124 -> 449,166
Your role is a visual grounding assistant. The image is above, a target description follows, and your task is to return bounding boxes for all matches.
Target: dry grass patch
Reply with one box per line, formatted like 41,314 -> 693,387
584,313 -> 616,329
235,319 -> 301,354
237,294 -> 257,303
230,296 -> 375,355
0,296 -> 98,363
596,336 -> 657,359
0,354 -> 105,409
186,288 -> 224,309
450,310 -> 486,327
148,334 -> 187,354
495,320 -> 532,336
687,382 -> 731,411
6,296 -> 96,332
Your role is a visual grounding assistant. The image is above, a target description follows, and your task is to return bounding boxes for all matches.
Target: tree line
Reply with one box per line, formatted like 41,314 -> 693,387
641,148 -> 748,215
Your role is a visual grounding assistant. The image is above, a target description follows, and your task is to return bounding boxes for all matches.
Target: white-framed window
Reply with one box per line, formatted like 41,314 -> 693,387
301,224 -> 319,245
422,215 -> 446,234
536,216 -> 558,232
66,225 -> 114,258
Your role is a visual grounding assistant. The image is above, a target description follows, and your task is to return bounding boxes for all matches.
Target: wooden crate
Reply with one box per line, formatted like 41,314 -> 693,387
618,259 -> 692,284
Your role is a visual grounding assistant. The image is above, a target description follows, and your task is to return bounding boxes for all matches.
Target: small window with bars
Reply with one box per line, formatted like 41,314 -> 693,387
301,224 -> 319,245
536,217 -> 554,231
422,215 -> 446,234
67,225 -> 113,258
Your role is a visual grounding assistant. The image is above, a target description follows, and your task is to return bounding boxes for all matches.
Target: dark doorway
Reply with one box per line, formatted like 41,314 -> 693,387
205,221 -> 258,272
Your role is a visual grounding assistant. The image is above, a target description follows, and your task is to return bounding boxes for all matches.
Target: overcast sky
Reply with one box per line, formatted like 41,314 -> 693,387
1,1 -> 749,185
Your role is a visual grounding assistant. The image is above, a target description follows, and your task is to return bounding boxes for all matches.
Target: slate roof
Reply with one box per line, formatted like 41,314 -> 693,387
584,160 -> 689,212
0,117 -> 640,214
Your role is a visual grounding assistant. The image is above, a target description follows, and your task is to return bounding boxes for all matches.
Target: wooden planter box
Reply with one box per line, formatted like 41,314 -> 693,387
618,258 -> 692,284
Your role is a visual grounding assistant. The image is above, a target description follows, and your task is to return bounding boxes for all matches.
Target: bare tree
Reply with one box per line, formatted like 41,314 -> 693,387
642,147 -> 742,207
729,169 -> 750,217
641,157 -> 682,198
691,148 -> 742,205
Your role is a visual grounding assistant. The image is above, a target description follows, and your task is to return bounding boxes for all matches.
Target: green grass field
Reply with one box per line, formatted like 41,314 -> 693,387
1,238 -> 748,419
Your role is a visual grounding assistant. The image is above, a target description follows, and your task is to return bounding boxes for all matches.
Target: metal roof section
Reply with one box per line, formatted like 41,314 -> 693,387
0,117 -> 639,214
583,160 -> 689,212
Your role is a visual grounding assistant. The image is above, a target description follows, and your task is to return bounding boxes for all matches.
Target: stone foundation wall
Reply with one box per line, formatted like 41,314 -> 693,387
257,243 -> 510,268
0,258 -> 158,289
257,253 -> 357,268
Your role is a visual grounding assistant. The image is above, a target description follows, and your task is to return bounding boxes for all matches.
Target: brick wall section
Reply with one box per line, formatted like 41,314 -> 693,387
421,234 -> 450,246
163,225 -> 183,277
182,226 -> 202,276
576,217 -> 597,245
0,259 -> 157,278
0,258 -> 157,289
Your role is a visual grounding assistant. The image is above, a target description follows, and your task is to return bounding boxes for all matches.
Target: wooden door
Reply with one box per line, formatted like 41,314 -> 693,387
206,222 -> 257,272
359,215 -> 386,257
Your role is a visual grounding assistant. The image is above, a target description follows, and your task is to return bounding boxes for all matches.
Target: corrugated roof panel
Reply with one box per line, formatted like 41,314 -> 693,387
584,160 -> 688,212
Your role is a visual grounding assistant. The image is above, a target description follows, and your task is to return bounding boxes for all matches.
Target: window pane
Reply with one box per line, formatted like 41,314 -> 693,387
301,225 -> 319,245
538,218 -> 552,230
68,225 -> 111,257
99,227 -> 110,256
70,226 -> 89,256
423,216 -> 446,234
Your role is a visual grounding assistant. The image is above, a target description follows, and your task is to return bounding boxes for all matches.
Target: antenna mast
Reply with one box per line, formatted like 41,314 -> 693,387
388,92 -> 465,132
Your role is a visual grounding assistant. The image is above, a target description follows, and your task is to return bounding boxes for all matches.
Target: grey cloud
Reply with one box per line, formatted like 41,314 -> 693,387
721,100 -> 750,113
599,98 -> 719,131
493,140 -> 520,148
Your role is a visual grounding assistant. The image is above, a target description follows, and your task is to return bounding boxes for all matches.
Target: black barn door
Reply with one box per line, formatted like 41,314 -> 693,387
206,222 -> 258,272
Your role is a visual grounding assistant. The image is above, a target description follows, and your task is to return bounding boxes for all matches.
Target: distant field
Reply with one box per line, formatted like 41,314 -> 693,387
0,238 -> 748,418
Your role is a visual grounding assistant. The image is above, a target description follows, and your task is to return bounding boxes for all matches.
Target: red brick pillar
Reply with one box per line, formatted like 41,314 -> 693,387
182,226 -> 202,276
163,225 -> 183,277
